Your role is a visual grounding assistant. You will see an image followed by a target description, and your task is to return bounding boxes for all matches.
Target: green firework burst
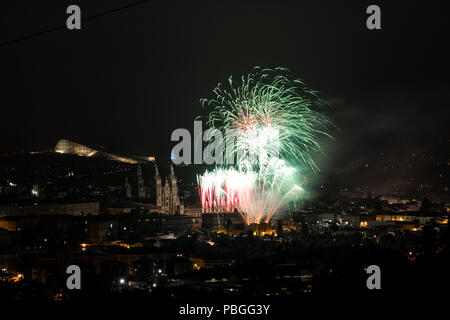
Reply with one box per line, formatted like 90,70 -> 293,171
200,66 -> 334,173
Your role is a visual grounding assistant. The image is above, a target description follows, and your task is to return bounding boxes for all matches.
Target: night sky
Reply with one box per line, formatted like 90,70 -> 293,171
1,0 -> 449,193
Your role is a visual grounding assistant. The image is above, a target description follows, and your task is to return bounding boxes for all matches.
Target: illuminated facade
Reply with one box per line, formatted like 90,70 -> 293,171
155,164 -> 184,215
124,175 -> 132,198
136,164 -> 146,198
54,139 -> 154,164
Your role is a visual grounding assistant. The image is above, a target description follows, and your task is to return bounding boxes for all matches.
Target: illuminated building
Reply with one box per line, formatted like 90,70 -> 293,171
136,164 -> 146,198
247,222 -> 274,236
124,174 -> 132,198
54,139 -> 155,164
155,164 -> 184,215
201,212 -> 244,233
189,256 -> 233,270
375,213 -> 431,224
31,183 -> 39,197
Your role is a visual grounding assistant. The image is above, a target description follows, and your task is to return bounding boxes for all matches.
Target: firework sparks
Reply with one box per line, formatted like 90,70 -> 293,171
198,159 -> 302,224
198,67 -> 333,224
201,66 -> 333,172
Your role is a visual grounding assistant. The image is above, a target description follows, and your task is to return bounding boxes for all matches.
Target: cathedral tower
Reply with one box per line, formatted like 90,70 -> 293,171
158,163 -> 184,215
124,174 -> 132,198
163,177 -> 172,214
137,164 -> 146,199
169,164 -> 180,209
155,163 -> 162,207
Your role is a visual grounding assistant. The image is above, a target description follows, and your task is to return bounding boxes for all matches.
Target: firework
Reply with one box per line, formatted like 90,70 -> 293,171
198,67 -> 333,224
201,66 -> 333,172
197,158 -> 303,224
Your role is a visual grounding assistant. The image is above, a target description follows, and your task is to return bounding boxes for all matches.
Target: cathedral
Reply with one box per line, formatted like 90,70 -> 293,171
122,163 -> 184,215
123,164 -> 147,199
155,163 -> 184,215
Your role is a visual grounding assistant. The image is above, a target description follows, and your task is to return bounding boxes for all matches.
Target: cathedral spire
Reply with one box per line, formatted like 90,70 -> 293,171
158,163 -> 184,215
169,163 -> 175,180
155,163 -> 162,207
136,164 -> 146,199
155,162 -> 160,177
124,174 -> 131,198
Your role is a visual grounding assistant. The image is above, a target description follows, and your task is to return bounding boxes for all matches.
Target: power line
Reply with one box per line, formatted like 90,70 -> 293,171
0,0 -> 153,48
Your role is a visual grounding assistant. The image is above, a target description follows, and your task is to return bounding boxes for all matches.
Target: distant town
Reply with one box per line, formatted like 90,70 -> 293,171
0,139 -> 448,302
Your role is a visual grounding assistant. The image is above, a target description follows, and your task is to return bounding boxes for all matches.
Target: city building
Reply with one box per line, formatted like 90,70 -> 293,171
155,164 -> 184,215
124,174 -> 132,198
54,139 -> 155,164
0,201 -> 99,217
86,216 -> 118,243
202,212 -> 244,233
136,164 -> 146,199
